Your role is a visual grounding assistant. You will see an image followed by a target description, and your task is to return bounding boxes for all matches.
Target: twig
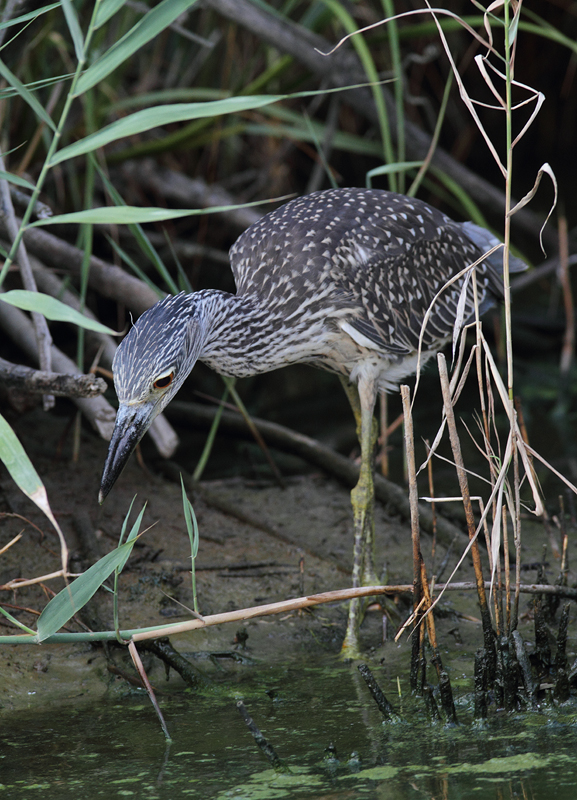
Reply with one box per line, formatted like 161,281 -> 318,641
1,570 -> 69,590
3,581 -> 575,640
129,640 -> 171,740
141,638 -> 203,689
9,187 -> 53,220
236,701 -> 285,770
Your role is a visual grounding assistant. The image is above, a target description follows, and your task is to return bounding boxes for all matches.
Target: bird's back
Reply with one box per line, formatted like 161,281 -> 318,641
229,188 -> 514,357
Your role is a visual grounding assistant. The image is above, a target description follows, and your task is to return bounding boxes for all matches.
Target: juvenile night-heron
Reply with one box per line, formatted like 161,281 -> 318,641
100,187 -> 523,655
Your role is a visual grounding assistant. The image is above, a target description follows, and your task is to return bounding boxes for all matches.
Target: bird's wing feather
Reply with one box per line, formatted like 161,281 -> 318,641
229,189 -> 505,355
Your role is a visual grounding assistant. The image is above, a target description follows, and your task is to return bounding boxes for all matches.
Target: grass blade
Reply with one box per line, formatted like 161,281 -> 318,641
36,539 -> 139,641
0,411 -> 68,572
0,170 -> 36,191
180,476 -> 200,614
0,58 -> 56,131
0,290 -> 116,334
0,2 -> 60,33
0,412 -> 46,506
28,199 -> 273,227
50,95 -> 285,165
94,0 -> 128,29
0,606 -> 36,636
74,0 -> 199,96
61,0 -> 84,61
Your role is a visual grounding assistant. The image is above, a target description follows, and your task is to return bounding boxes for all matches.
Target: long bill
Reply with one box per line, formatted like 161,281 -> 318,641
99,402 -> 156,504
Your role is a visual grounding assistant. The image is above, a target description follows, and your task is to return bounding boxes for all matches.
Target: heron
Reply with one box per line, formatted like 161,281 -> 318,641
99,187 -> 524,656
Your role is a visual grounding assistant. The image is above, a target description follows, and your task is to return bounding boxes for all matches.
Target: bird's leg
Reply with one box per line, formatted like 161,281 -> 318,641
340,375 -> 379,658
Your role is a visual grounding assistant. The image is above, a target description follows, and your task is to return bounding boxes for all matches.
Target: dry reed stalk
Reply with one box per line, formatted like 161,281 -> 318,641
128,640 -> 171,740
558,215 -> 574,377
503,504 -> 511,634
401,386 -> 422,613
401,385 -> 424,692
559,496 -> 569,577
401,384 -> 456,720
512,442 -> 522,633
479,497 -> 502,637
425,439 -> 437,581
437,353 -> 496,665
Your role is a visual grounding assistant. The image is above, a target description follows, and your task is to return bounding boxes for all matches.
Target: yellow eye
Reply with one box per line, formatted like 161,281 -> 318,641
153,372 -> 174,390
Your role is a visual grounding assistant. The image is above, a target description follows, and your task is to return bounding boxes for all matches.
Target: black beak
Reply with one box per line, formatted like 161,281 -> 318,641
99,403 -> 154,503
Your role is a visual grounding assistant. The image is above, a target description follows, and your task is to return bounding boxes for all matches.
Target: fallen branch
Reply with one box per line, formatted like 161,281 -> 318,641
0,356 -> 106,398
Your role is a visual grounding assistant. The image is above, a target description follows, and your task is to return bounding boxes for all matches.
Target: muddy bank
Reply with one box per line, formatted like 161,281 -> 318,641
0,407 -> 574,718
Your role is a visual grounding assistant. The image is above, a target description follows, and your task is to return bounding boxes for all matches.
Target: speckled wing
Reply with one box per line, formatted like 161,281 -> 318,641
229,188 -> 502,356
329,205 -> 494,355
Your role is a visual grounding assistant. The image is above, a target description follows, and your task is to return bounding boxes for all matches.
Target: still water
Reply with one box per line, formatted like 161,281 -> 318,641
1,657 -> 576,799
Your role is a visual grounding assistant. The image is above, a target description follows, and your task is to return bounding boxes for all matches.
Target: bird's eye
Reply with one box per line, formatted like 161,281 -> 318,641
153,371 -> 174,390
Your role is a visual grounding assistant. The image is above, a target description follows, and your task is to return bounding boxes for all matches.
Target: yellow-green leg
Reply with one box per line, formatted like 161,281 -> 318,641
340,375 -> 379,658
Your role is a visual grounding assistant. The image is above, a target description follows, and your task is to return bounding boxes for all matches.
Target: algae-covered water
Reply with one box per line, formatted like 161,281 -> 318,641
2,657 -> 576,800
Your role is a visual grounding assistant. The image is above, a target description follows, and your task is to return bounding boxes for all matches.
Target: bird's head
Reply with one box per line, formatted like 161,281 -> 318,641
99,293 -> 203,503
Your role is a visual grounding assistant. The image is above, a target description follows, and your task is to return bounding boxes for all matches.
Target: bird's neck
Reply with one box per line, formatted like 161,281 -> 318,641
195,290 -> 293,378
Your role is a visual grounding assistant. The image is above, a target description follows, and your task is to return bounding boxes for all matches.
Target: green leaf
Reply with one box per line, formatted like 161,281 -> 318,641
0,412 -> 45,502
74,0 -> 199,96
49,95 -> 284,165
180,477 -> 199,559
0,290 -> 116,334
0,605 -> 36,635
0,169 -> 36,191
0,2 -> 60,33
180,475 -> 200,613
118,503 -> 147,572
28,199 -> 269,227
61,0 -> 84,61
0,72 -> 75,102
36,540 -> 138,641
0,415 -> 67,539
366,161 -> 424,187
0,58 -> 57,131
94,0 -> 127,29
